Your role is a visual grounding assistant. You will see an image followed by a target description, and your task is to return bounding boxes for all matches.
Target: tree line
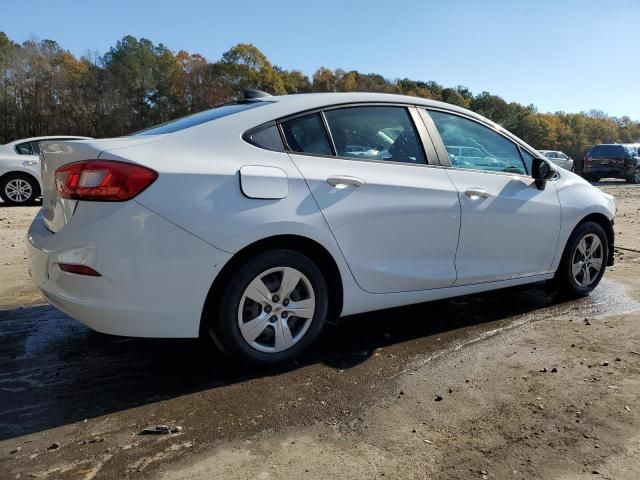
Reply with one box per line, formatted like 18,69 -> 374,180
1,32 -> 639,159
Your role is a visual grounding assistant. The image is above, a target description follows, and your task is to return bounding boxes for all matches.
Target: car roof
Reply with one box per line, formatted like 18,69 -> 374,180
263,92 -> 488,122
2,135 -> 93,147
231,92 -> 542,154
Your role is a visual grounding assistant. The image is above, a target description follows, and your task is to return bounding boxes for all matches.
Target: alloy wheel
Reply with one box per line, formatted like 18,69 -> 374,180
237,266 -> 316,353
5,178 -> 33,203
571,233 -> 603,287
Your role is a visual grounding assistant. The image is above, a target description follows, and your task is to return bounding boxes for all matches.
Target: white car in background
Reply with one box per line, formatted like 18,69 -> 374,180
538,150 -> 574,171
27,92 -> 616,365
0,136 -> 91,204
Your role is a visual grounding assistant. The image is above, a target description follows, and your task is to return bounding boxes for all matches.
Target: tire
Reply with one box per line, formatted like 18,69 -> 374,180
626,168 -> 640,184
0,173 -> 40,205
552,221 -> 608,297
204,249 -> 329,365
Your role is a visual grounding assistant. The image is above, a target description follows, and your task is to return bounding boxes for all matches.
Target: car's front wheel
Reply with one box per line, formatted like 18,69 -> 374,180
0,173 -> 40,205
205,249 -> 329,365
553,221 -> 608,296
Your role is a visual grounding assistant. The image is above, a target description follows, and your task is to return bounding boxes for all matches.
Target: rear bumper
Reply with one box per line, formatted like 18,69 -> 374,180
26,202 -> 232,338
584,159 -> 638,178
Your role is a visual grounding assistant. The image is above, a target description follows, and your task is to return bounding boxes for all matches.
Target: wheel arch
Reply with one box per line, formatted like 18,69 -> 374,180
574,212 -> 615,266
199,234 -> 344,335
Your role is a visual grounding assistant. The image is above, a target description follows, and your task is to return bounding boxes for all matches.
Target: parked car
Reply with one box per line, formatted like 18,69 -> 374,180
0,136 -> 91,204
27,92 -> 616,365
538,150 -> 574,171
582,143 -> 640,183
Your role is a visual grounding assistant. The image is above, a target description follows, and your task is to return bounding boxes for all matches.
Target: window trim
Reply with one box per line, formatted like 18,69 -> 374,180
418,107 -> 543,177
277,103 -> 437,168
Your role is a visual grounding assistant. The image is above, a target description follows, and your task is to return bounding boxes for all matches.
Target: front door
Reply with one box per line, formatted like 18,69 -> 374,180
424,109 -> 562,285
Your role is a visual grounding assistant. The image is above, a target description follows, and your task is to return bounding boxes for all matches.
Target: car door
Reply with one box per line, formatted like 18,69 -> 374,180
282,105 -> 461,294
421,108 -> 561,286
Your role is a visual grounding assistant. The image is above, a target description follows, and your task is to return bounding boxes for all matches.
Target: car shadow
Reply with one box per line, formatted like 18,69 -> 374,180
0,282 -> 605,441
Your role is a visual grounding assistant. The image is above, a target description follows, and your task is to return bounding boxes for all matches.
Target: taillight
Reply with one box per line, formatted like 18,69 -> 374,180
584,157 -> 592,163
55,160 -> 157,201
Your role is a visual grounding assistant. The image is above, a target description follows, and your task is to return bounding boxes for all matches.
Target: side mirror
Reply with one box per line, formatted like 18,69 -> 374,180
532,157 -> 554,190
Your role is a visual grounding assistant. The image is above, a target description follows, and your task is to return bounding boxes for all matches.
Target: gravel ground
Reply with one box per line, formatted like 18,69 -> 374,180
0,180 -> 639,480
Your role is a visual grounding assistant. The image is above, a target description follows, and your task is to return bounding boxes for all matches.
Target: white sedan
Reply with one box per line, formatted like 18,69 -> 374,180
0,136 -> 91,204
27,92 -> 616,364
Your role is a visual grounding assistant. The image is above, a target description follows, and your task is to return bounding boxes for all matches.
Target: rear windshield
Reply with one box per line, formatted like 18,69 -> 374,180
135,101 -> 266,136
588,145 -> 627,158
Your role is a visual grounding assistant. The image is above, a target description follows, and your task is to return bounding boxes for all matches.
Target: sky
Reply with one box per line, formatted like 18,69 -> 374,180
2,0 -> 639,119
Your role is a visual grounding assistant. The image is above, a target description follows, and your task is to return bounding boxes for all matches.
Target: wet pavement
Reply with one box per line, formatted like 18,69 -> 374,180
1,278 -> 635,444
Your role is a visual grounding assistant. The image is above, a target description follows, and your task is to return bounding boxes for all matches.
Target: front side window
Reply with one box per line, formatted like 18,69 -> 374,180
427,110 -> 526,175
281,113 -> 332,156
324,106 -> 426,165
520,148 -> 535,174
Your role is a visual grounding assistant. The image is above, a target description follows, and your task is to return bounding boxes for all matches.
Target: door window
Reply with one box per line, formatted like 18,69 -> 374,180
428,110 -> 527,175
281,113 -> 332,156
14,142 -> 33,155
324,106 -> 426,165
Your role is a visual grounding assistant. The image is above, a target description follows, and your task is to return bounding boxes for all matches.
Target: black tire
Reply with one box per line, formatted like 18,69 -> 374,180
626,168 -> 640,184
204,249 -> 329,365
552,221 -> 608,297
0,173 -> 40,205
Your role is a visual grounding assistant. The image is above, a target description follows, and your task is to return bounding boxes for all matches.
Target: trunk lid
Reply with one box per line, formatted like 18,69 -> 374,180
40,136 -> 162,232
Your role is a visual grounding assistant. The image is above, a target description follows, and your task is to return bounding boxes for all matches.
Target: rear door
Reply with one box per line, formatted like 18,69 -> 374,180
422,108 -> 561,285
283,105 -> 461,294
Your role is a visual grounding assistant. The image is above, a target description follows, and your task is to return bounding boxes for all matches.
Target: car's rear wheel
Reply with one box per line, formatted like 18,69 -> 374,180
552,221 -> 608,297
0,173 -> 40,205
205,249 -> 328,365
626,168 -> 640,184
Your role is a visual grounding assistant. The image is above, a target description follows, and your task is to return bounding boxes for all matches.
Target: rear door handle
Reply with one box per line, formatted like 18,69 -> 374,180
326,175 -> 365,188
465,189 -> 490,199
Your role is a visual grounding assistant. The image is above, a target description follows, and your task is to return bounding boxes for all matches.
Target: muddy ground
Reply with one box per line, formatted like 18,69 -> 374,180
0,181 -> 639,480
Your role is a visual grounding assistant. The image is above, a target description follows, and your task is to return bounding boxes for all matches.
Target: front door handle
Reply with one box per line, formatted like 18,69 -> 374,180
326,175 -> 365,189
465,188 -> 490,199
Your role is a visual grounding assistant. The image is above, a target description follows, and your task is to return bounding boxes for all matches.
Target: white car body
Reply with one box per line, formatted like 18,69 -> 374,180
0,136 -> 92,202
538,150 -> 574,171
26,93 -> 616,344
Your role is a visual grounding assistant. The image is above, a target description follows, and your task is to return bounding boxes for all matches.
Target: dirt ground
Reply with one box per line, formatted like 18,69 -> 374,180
0,180 -> 639,480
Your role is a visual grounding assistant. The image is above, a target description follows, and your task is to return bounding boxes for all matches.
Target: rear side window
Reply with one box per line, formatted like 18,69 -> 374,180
15,142 -> 33,155
281,113 -> 333,156
589,145 -> 627,159
30,141 -> 41,155
244,124 -> 284,151
135,102 -> 266,136
324,106 -> 426,165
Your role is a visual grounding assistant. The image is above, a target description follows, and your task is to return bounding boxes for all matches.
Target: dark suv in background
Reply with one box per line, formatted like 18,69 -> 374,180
582,143 -> 640,183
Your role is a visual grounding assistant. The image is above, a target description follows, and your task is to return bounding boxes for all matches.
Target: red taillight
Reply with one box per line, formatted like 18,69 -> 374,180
58,263 -> 101,276
55,160 -> 157,201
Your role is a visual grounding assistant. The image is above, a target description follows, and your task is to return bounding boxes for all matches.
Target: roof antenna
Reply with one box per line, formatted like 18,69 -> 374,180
243,88 -> 272,99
